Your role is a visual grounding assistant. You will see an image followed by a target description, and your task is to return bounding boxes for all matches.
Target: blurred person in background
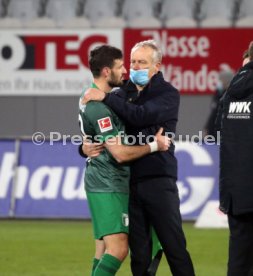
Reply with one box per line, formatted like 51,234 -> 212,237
217,41 -> 253,276
79,44 -> 170,276
204,68 -> 234,141
82,40 -> 195,276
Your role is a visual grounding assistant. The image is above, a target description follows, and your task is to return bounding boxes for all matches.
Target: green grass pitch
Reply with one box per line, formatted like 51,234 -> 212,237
0,220 -> 229,276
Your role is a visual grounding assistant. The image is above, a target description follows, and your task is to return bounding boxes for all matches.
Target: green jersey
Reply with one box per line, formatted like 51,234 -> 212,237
79,84 -> 130,193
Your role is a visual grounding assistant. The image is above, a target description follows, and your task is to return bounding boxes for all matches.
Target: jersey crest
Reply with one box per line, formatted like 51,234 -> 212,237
97,117 -> 113,133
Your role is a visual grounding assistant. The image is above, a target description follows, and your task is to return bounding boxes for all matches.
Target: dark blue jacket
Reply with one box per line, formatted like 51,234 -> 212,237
217,61 -> 253,215
103,72 -> 180,181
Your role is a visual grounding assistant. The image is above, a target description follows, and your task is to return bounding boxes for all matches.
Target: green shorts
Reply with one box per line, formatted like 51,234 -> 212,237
86,192 -> 129,240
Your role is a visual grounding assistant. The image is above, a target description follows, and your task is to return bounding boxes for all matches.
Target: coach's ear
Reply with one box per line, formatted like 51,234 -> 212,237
154,62 -> 161,73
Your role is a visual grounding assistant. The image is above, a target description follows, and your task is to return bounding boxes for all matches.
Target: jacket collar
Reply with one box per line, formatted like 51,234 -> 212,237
227,61 -> 253,99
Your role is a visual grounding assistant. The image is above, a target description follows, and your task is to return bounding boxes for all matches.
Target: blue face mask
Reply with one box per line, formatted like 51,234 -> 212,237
130,69 -> 149,86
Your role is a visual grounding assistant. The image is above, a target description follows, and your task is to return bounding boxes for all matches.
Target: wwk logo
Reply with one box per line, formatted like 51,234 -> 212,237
228,101 -> 251,119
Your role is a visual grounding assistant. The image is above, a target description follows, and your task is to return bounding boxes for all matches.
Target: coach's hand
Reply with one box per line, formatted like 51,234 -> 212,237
82,88 -> 106,104
155,128 -> 171,152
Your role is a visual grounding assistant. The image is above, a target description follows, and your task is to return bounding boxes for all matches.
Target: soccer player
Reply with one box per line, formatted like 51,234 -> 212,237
79,45 -> 170,276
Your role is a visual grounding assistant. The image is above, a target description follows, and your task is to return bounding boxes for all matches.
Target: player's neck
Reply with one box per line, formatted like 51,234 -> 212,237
93,79 -> 111,93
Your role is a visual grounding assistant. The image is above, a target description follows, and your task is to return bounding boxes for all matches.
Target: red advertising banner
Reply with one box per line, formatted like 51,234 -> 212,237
0,29 -> 122,96
0,28 -> 252,96
124,29 -> 253,94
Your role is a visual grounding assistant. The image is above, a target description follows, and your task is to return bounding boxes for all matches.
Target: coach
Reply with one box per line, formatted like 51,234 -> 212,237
218,41 -> 253,276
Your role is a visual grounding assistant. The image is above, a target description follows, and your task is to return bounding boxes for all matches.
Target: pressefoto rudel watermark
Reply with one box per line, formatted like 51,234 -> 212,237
32,131 -> 221,146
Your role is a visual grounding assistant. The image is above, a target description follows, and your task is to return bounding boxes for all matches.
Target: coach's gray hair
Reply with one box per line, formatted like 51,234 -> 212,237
131,40 -> 162,63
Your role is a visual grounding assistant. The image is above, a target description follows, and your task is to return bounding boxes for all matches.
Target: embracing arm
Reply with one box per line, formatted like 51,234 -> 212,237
82,87 -> 179,128
105,128 -> 170,163
103,90 -> 180,128
82,88 -> 180,127
80,128 -> 171,162
105,136 -> 151,163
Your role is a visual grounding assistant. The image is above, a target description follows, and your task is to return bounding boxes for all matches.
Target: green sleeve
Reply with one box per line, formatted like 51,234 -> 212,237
86,102 -> 119,142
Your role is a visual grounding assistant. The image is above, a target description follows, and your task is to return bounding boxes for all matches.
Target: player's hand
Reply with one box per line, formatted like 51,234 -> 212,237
81,88 -> 106,104
155,128 -> 171,151
82,138 -> 104,157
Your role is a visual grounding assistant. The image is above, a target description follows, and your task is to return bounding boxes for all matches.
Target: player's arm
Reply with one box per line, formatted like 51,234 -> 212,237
104,128 -> 170,163
81,87 -> 179,127
81,104 -> 170,161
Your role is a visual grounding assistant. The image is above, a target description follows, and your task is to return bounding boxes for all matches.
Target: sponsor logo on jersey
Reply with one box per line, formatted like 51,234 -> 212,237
97,117 -> 113,133
227,101 -> 251,119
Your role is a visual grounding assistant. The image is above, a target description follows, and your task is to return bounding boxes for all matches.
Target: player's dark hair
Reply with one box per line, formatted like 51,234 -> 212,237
89,45 -> 123,78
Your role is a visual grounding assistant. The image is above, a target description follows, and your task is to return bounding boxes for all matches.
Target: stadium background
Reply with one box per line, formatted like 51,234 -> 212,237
0,0 -> 253,275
